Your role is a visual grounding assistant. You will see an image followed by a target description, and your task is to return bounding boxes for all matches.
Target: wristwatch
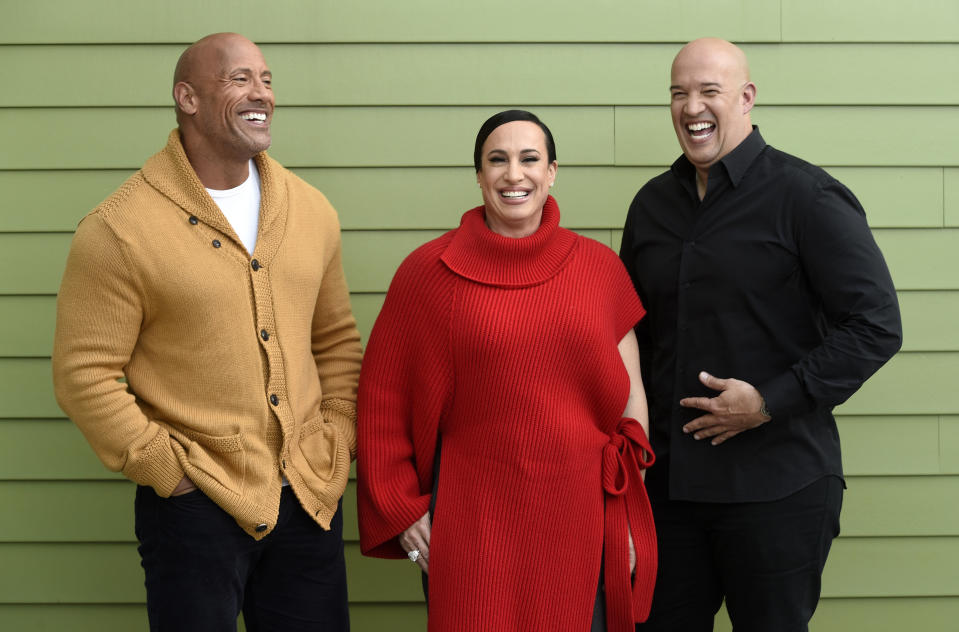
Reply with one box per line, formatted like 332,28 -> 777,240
759,397 -> 771,419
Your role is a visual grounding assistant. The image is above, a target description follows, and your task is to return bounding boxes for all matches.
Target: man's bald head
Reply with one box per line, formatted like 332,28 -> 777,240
671,37 -> 751,87
173,33 -> 256,119
668,37 -> 756,187
170,33 -> 274,188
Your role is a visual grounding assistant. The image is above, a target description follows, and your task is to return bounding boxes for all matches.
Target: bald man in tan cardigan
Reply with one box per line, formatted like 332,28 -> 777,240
52,33 -> 361,631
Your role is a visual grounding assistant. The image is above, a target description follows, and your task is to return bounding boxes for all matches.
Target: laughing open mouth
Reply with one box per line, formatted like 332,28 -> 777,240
687,121 -> 715,138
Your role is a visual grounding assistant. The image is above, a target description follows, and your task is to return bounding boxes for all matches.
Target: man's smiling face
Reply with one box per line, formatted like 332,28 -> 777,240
669,38 -> 755,177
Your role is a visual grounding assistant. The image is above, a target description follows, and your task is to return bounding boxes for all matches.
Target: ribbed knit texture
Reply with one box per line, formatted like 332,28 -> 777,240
358,197 -> 655,631
52,129 -> 363,539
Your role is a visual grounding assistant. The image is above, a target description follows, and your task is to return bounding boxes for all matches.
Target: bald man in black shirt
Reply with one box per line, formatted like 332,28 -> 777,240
620,38 -> 902,631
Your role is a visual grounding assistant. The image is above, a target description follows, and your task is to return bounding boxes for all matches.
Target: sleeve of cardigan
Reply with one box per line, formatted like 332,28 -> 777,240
51,213 -> 185,497
311,217 -> 363,458
356,245 -> 452,559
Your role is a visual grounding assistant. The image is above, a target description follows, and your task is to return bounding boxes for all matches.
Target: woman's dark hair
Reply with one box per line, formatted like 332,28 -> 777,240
473,110 -> 556,172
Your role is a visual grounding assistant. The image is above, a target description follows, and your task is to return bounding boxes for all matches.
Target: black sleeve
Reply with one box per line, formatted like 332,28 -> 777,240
759,178 -> 903,416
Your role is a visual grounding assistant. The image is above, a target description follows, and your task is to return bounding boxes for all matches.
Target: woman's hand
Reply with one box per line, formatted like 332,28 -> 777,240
629,530 -> 636,574
399,512 -> 432,573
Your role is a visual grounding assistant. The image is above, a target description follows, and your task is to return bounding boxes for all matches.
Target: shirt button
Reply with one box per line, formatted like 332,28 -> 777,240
251,259 -> 261,271
260,329 -> 269,341
255,523 -> 268,533
189,216 -> 198,225
212,239 -> 221,248
270,394 -> 279,406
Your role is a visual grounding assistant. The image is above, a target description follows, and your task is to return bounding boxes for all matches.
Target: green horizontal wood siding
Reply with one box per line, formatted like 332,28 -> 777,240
781,0 -> 959,42
0,0 -> 781,44
7,44 -> 959,107
946,169 -> 959,227
941,416 -> 959,473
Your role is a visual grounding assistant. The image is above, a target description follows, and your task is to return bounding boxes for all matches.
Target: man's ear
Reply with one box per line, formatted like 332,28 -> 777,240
741,82 -> 757,115
174,82 -> 198,115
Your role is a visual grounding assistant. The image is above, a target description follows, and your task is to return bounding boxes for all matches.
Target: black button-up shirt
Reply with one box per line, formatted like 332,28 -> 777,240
620,128 -> 902,503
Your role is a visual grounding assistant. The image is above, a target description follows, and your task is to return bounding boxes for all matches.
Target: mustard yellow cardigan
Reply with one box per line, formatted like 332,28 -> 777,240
53,130 -> 363,539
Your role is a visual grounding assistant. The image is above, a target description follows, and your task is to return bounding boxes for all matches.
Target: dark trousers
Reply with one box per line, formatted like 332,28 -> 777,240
637,476 -> 843,632
135,485 -> 349,632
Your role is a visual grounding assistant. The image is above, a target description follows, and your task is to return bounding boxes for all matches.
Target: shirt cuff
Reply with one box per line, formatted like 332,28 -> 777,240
758,369 -> 816,419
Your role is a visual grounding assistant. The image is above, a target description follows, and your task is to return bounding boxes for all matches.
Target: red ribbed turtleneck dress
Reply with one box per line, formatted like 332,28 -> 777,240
357,197 -> 655,631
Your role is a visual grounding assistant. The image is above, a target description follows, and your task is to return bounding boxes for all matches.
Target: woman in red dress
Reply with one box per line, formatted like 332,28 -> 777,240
357,110 -> 656,632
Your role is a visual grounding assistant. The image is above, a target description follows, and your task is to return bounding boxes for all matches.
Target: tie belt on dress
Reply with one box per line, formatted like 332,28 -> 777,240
602,417 -> 656,632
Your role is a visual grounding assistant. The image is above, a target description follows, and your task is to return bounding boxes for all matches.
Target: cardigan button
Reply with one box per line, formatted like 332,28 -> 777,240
269,394 -> 279,406
260,329 -> 269,341
251,259 -> 261,271
254,523 -> 268,533
212,239 -> 221,248
189,216 -> 198,225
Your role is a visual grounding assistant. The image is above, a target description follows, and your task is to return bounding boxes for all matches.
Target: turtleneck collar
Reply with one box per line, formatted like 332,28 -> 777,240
440,195 -> 578,288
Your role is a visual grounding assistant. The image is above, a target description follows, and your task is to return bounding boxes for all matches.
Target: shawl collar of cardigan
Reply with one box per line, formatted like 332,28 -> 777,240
141,129 -> 288,265
441,195 -> 578,288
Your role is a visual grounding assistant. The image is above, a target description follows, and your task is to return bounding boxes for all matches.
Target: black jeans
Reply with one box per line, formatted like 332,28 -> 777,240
135,485 -> 349,632
637,475 -> 843,632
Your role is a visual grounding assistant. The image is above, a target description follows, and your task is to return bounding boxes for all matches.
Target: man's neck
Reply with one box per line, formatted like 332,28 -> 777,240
190,155 -> 251,190
695,169 -> 708,201
181,133 -> 254,190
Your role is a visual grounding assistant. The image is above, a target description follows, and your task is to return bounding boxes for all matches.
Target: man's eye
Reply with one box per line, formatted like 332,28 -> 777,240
671,92 -> 686,100
233,76 -> 248,83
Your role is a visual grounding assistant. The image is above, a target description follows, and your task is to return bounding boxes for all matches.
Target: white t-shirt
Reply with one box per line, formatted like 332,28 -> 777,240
206,160 -> 261,255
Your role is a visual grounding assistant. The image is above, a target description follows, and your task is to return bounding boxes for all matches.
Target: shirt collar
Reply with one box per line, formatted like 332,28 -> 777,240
719,126 -> 766,187
670,126 -> 767,189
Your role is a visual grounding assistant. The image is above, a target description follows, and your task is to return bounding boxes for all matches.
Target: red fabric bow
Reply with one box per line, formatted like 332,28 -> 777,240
602,417 -> 656,632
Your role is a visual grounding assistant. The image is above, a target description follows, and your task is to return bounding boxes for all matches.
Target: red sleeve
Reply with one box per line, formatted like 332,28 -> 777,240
607,246 -> 646,341
356,240 -> 454,558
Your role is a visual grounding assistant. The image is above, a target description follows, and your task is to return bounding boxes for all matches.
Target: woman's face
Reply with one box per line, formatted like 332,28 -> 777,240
476,121 -> 557,238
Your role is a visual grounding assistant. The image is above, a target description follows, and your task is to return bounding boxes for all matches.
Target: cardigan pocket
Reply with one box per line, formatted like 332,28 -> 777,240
177,427 -> 246,497
296,414 -> 339,484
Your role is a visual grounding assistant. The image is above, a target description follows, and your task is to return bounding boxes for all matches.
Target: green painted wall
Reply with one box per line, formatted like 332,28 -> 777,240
2,1 -> 956,629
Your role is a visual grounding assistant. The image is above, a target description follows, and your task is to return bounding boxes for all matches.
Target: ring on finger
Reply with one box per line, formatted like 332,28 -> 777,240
408,549 -> 421,563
